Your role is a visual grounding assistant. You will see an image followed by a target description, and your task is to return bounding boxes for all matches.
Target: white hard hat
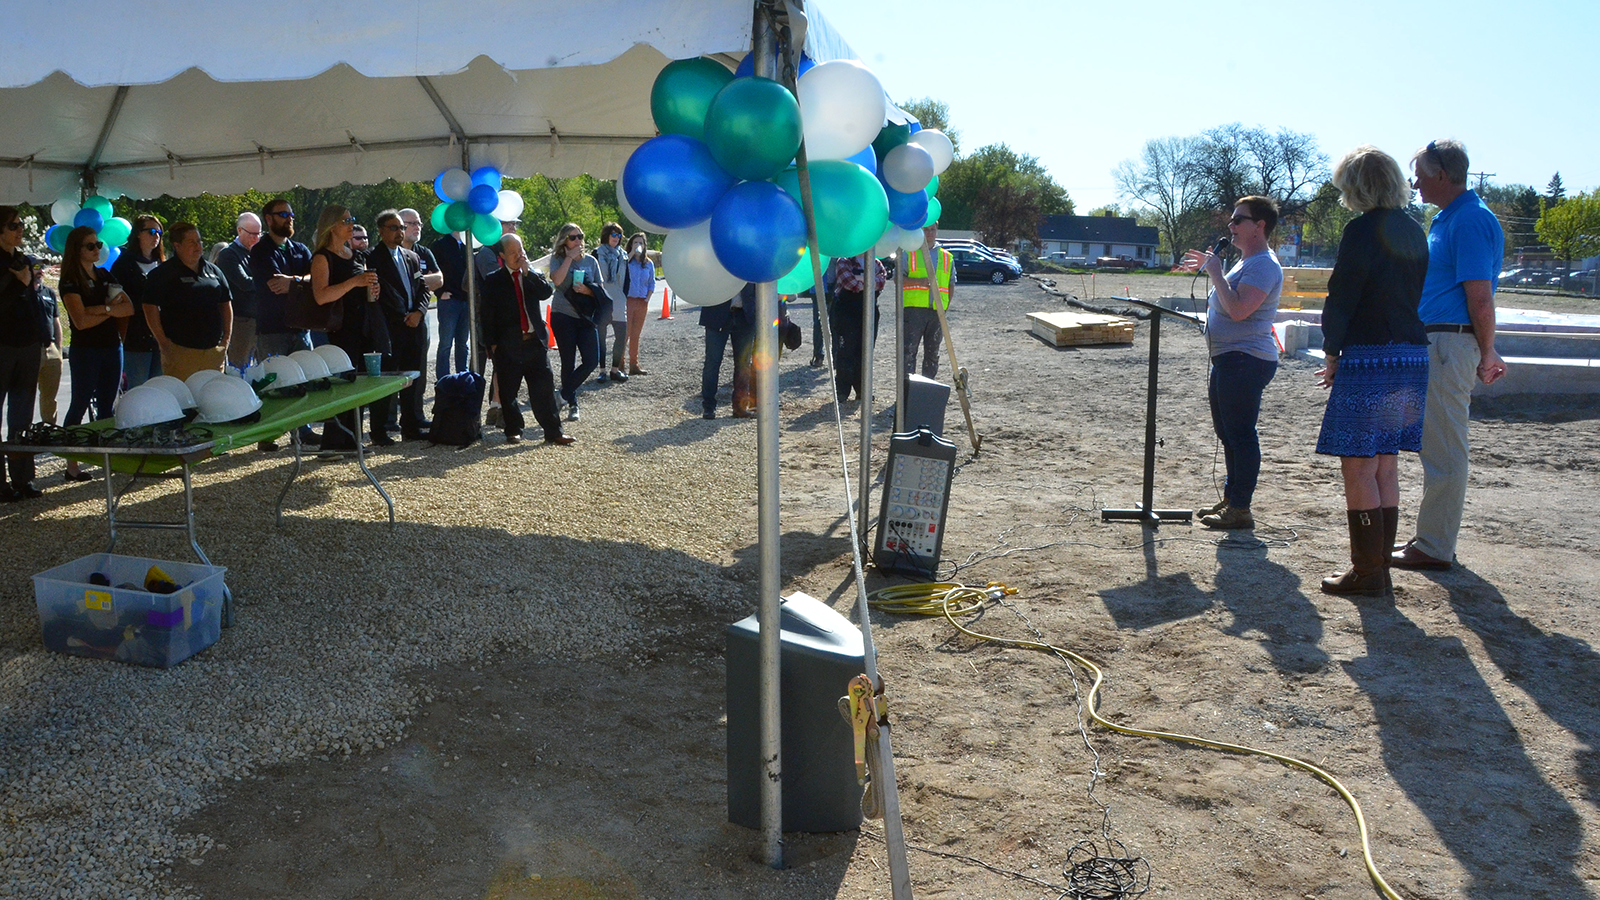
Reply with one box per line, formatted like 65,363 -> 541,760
289,349 -> 333,383
195,375 -> 264,424
311,343 -> 356,375
185,368 -> 226,398
114,385 -> 186,429
142,375 -> 197,412
262,356 -> 307,389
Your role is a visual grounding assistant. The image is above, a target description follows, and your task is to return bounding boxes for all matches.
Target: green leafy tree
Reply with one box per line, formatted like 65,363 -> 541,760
940,143 -> 1072,247
1545,171 -> 1566,207
1299,181 -> 1358,262
1535,190 -> 1600,264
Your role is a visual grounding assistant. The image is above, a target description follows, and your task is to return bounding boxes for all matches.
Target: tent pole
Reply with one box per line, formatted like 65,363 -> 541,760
463,144 -> 482,375
857,251 -> 873,553
752,1 -> 784,872
894,257 -> 905,433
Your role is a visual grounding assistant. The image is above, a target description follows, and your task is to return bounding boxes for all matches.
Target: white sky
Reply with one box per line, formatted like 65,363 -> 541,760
817,0 -> 1598,210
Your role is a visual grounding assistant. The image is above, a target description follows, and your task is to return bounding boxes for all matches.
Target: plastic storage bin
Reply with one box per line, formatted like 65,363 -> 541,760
726,591 -> 865,833
32,553 -> 226,668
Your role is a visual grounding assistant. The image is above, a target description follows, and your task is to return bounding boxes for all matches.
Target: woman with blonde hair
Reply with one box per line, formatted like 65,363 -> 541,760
59,225 -> 135,480
1314,145 -> 1430,596
309,205 -> 380,450
547,222 -> 601,420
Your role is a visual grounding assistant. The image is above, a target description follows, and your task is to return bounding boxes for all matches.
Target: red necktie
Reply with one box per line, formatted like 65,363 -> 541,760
514,274 -> 530,333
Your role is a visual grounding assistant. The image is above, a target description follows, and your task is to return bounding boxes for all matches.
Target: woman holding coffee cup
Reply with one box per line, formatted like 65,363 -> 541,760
309,205 -> 381,451
59,225 -> 134,481
547,222 -> 602,421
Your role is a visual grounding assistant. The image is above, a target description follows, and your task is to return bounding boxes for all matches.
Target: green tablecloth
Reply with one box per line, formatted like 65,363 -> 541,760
60,375 -> 410,474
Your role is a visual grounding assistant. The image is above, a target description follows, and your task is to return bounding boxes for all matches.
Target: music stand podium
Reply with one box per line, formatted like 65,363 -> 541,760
1100,296 -> 1207,528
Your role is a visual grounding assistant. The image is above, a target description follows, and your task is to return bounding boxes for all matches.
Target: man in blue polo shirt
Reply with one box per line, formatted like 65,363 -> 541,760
1393,139 -> 1506,571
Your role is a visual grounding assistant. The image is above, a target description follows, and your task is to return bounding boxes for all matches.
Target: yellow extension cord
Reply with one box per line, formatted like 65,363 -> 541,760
867,581 -> 1402,900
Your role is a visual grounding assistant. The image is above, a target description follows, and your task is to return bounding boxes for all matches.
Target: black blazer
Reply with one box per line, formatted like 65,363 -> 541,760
481,266 -> 555,358
1321,208 -> 1429,358
367,242 -> 427,326
698,283 -> 756,332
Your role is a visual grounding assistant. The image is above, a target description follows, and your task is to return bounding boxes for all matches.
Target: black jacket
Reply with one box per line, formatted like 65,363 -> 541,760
1321,209 -> 1429,358
367,242 -> 427,327
698,283 -> 756,332
0,248 -> 43,347
480,266 -> 554,359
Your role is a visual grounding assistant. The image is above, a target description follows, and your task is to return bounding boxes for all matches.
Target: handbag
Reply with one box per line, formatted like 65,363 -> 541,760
283,279 -> 344,333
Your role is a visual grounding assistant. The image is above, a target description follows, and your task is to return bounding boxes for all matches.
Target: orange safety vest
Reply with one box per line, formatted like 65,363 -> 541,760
902,247 -> 952,309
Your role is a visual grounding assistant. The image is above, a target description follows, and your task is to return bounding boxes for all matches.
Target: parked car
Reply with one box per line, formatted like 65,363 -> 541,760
1045,251 -> 1089,266
939,239 -> 1019,266
1095,255 -> 1143,271
946,246 -> 1021,284
1498,267 -> 1529,285
1565,269 -> 1597,294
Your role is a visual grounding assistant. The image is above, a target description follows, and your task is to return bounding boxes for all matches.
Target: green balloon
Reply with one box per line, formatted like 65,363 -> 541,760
650,57 -> 735,141
99,216 -> 133,247
773,161 -> 889,259
923,197 -> 943,228
430,203 -> 451,234
470,212 -> 502,247
871,124 -> 913,163
444,201 -> 474,234
704,77 -> 801,182
83,195 -> 114,219
775,247 -> 829,295
925,175 -> 939,198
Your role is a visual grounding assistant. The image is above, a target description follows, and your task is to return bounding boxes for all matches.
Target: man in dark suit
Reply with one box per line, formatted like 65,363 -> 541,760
368,209 -> 430,443
481,234 -> 572,445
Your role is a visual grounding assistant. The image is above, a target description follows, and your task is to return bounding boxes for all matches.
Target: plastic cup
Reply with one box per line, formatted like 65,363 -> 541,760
363,353 -> 382,376
571,269 -> 585,285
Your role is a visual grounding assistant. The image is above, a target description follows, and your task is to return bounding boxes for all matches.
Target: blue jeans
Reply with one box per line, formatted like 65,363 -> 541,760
435,298 -> 470,376
122,350 -> 161,389
549,311 -> 598,407
702,323 -> 755,414
1208,351 -> 1277,510
65,345 -> 123,426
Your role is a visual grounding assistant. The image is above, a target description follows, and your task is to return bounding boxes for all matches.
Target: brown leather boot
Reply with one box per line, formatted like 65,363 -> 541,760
1383,506 -> 1400,553
1322,508 -> 1392,596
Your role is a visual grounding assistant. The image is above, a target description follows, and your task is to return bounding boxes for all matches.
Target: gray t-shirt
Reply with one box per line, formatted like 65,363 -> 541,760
548,253 -> 601,319
1206,249 -> 1282,362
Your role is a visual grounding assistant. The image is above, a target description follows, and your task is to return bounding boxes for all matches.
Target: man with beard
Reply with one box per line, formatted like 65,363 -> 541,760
248,198 -> 313,450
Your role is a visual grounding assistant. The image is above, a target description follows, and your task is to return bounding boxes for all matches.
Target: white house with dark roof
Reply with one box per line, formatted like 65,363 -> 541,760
1035,213 -> 1164,265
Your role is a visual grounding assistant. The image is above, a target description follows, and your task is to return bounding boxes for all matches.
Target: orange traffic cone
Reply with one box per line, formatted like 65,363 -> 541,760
658,286 -> 673,320
545,303 -> 557,348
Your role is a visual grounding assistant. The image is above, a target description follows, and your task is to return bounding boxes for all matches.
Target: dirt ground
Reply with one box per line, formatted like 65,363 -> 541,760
13,272 -> 1600,899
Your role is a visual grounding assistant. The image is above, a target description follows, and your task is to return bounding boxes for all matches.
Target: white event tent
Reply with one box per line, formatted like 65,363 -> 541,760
0,0 -> 892,202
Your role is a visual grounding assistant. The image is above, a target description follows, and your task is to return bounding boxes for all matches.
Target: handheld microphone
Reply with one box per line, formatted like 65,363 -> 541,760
1212,236 -> 1232,256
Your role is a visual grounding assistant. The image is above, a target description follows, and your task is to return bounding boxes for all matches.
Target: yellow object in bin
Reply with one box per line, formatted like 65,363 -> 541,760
145,564 -> 179,594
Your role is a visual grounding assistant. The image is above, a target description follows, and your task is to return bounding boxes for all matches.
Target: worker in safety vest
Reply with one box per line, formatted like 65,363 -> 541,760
901,223 -> 954,380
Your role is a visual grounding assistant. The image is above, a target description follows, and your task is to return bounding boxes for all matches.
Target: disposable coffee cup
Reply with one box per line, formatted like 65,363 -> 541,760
363,352 -> 382,376
107,284 -> 125,301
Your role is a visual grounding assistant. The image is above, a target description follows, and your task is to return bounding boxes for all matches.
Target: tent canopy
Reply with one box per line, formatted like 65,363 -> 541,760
0,0 -> 899,202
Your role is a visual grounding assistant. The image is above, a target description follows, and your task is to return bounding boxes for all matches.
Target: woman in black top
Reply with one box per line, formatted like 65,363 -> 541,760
308,205 -> 379,451
0,206 -> 46,499
110,214 -> 166,388
1314,146 -> 1430,596
59,226 -> 135,480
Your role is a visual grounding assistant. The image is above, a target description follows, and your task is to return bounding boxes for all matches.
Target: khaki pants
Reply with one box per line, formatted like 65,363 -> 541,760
1413,331 -> 1479,561
37,343 -> 62,424
162,343 -> 228,383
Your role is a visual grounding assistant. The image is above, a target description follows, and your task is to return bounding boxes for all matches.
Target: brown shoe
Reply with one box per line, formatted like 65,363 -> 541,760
629,366 -> 648,376
545,434 -> 575,445
505,433 -> 522,444
1391,544 -> 1451,570
1196,498 -> 1228,518
1199,506 -> 1253,530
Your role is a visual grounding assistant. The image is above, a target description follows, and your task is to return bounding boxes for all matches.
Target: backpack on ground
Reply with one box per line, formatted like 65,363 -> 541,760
429,370 -> 485,447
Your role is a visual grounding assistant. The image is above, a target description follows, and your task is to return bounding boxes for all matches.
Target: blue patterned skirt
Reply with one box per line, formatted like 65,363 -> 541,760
1315,343 -> 1429,457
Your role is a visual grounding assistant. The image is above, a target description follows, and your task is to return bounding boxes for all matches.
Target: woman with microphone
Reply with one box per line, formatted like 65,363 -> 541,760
1182,195 -> 1284,530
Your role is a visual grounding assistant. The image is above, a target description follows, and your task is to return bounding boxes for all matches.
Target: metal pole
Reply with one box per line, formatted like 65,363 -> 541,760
462,145 -> 483,375
752,2 -> 784,871
856,252 -> 873,550
894,257 -> 905,434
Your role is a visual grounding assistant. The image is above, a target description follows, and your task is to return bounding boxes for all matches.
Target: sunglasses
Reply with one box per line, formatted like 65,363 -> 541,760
567,234 -> 584,242
84,241 -> 104,251
352,234 -> 369,241
241,228 -> 261,236
381,223 -> 404,232
342,216 -> 358,225
1229,214 -> 1258,225
4,221 -> 24,231
142,228 -> 163,237
270,210 -> 295,220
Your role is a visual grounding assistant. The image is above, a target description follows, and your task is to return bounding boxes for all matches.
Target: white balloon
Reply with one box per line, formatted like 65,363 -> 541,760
796,60 -> 887,161
440,168 -> 472,203
883,143 -> 935,194
873,224 -> 900,260
50,197 -> 80,226
895,225 -> 926,252
662,220 -> 747,307
908,129 -> 956,175
616,177 -> 669,235
493,189 -> 525,222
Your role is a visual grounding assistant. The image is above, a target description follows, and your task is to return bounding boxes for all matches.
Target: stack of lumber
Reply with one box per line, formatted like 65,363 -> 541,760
1283,267 -> 1332,297
1026,311 -> 1136,347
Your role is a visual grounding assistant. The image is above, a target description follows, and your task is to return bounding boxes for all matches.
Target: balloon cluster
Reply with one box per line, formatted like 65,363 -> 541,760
429,166 -> 525,247
618,55 -> 954,306
45,196 -> 130,267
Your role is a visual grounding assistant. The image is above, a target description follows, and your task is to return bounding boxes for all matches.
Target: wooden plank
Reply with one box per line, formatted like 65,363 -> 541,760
1027,311 -> 1137,347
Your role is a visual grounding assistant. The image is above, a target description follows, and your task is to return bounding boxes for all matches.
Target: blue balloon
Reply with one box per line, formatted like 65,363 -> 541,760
74,208 -> 104,232
886,184 -> 930,230
734,52 -> 815,79
709,181 -> 808,283
622,134 -> 737,230
471,166 -> 502,192
845,144 -> 878,176
103,246 -> 121,269
467,183 -> 500,215
908,122 -> 922,134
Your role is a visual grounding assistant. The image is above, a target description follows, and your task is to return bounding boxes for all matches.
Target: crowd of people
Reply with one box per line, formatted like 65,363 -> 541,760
1183,139 -> 1505,593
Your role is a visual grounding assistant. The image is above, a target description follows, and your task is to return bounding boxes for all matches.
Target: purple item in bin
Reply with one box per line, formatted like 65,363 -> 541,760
363,352 -> 382,376
147,608 -> 185,628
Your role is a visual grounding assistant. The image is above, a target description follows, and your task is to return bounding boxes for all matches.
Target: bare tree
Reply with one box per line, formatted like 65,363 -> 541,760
1242,127 -> 1329,218
1114,135 -> 1209,261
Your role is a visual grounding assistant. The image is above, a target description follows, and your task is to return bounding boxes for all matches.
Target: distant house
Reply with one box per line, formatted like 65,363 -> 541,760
1035,213 -> 1163,265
